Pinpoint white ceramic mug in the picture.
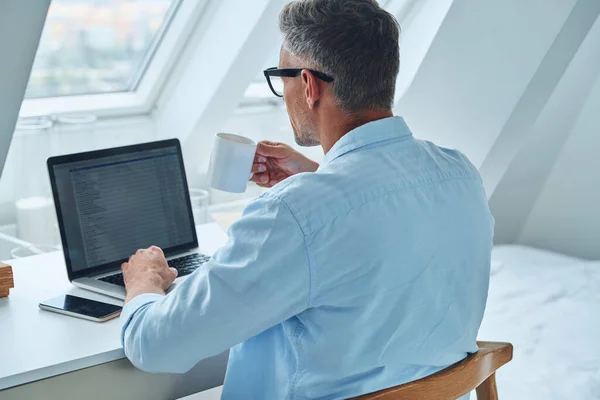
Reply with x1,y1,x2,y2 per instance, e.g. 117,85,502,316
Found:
207,133,257,193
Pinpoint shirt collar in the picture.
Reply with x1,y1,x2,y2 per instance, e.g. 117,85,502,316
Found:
321,116,412,166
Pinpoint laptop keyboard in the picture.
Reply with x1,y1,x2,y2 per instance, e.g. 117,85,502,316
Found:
98,253,211,287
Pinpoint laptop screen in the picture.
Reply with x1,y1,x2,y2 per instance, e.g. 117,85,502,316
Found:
49,140,197,277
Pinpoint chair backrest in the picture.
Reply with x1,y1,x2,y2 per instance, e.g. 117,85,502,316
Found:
353,341,513,400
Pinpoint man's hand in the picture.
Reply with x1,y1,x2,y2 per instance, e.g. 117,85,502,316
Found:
250,141,319,188
122,246,178,304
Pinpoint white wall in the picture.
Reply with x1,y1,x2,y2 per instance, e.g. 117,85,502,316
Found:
518,72,600,260
395,0,600,259
393,0,453,103
397,0,577,167
489,13,600,247
0,1,49,177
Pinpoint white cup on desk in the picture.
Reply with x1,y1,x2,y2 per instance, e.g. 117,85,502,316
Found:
207,133,257,193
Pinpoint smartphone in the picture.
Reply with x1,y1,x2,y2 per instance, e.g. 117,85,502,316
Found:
39,294,122,322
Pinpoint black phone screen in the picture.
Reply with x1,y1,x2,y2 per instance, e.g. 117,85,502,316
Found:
41,294,122,318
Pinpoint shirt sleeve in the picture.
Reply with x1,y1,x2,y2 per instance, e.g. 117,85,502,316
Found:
119,194,311,374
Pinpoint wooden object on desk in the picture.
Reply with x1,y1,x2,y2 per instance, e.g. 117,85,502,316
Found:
0,262,14,298
211,212,243,233
353,341,513,400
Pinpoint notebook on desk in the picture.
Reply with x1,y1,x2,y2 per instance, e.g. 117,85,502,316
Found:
47,139,211,300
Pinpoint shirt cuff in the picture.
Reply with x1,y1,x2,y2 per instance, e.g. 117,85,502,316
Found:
119,293,164,347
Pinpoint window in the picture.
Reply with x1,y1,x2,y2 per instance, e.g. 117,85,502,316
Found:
25,0,181,99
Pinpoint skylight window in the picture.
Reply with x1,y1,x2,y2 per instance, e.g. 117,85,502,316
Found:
24,0,181,99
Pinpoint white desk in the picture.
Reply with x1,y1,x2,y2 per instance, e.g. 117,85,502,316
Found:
0,223,229,399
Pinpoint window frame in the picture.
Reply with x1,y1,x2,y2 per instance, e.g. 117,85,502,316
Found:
19,0,209,118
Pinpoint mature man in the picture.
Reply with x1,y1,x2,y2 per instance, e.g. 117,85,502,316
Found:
120,0,493,399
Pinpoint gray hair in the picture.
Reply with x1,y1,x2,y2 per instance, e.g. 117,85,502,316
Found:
279,0,400,113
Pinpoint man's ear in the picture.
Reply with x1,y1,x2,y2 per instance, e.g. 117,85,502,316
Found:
301,69,322,110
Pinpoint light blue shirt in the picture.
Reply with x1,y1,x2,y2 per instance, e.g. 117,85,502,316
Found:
120,117,493,399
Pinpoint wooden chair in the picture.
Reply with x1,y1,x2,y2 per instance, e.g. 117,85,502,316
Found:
354,342,513,400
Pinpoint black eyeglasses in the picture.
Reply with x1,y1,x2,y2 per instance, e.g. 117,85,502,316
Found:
263,67,334,98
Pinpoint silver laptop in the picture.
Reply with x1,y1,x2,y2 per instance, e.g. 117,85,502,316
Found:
47,139,209,300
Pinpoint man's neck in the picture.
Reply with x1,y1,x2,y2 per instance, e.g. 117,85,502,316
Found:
318,109,394,154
